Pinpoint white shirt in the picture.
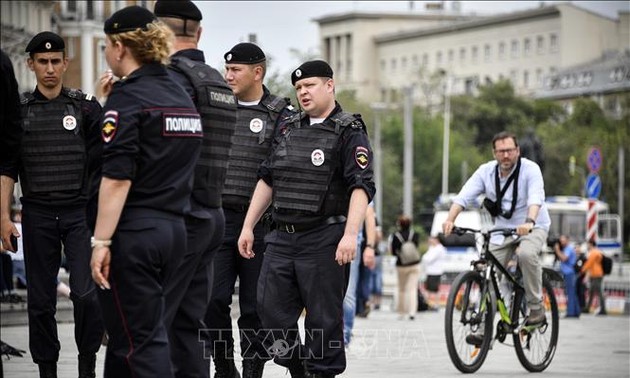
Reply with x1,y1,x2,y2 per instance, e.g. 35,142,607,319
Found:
422,243,446,275
454,157,551,244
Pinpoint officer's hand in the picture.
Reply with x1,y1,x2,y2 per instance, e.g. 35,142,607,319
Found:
0,218,19,252
363,247,376,270
97,70,115,100
442,220,454,236
91,246,111,290
335,234,357,265
516,222,534,236
238,228,255,259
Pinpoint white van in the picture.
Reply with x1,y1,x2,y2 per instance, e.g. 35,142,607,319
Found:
429,208,493,278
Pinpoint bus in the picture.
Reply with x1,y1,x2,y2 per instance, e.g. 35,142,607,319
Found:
544,196,622,261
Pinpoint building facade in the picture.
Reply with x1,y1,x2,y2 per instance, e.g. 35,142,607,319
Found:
317,3,629,105
1,0,154,95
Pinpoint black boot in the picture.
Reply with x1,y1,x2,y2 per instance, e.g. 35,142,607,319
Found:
38,362,57,378
242,358,265,378
288,359,306,378
78,354,96,378
213,352,240,378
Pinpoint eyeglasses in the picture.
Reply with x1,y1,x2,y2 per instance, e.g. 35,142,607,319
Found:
494,148,517,155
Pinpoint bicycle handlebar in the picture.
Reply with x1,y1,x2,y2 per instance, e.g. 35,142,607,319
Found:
452,226,518,237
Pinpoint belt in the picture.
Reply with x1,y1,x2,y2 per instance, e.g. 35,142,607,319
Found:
276,215,347,233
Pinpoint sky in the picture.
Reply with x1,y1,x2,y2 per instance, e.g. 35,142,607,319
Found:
195,1,629,76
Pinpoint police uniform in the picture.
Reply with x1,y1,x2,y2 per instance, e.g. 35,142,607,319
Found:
96,7,202,378
154,2,238,377
0,32,105,377
256,61,375,377
203,42,294,377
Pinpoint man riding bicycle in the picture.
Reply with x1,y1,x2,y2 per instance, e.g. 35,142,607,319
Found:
442,131,551,345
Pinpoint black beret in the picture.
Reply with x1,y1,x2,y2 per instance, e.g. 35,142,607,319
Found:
291,60,333,85
154,0,202,21
25,32,65,54
104,5,156,35
224,43,266,64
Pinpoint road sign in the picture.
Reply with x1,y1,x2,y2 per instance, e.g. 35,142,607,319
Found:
585,173,602,199
586,146,602,173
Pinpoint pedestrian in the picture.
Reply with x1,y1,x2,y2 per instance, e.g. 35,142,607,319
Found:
369,220,385,311
0,32,104,378
443,131,551,346
0,49,22,166
575,243,587,311
154,2,238,377
421,235,447,310
390,215,421,320
200,41,294,378
90,6,202,378
581,239,607,315
343,203,376,347
237,60,375,377
355,204,377,319
554,235,580,318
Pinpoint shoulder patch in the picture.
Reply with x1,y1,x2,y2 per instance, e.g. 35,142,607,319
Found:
355,146,369,170
102,110,119,143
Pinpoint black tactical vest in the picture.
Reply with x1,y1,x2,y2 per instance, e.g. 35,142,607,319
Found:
222,92,289,206
271,111,361,215
19,88,88,195
170,56,237,208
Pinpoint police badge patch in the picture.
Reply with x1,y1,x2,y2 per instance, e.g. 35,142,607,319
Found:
102,110,119,143
355,146,369,169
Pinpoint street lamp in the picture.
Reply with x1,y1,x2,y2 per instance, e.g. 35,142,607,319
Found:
440,71,452,196
370,102,387,223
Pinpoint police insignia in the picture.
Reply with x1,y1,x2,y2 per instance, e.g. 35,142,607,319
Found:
102,110,119,143
249,118,263,133
62,115,77,131
355,146,369,169
311,149,325,166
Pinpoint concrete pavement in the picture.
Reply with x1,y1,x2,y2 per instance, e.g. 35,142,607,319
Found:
2,303,629,377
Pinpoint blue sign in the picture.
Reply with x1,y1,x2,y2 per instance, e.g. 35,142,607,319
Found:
587,147,602,173
585,173,601,199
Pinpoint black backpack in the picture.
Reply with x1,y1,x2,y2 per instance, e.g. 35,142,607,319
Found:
602,254,613,275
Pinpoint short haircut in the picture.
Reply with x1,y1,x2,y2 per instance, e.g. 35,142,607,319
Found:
492,131,519,149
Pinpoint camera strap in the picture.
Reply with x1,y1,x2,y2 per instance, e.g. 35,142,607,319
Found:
494,158,521,219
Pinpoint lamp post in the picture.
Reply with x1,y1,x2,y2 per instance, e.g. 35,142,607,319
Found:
370,102,387,223
441,74,451,196
403,86,414,218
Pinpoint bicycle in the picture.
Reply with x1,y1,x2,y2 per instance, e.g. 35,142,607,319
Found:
444,226,562,373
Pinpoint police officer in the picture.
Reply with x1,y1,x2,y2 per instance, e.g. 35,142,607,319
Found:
0,49,22,164
90,6,202,378
154,2,237,377
0,32,104,378
202,42,294,378
238,60,375,378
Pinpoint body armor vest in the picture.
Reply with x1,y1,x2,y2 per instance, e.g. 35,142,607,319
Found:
170,56,237,208
271,111,361,215
19,88,88,195
222,92,289,205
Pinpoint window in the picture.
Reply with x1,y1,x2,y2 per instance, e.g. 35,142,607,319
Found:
422,53,428,66
401,56,408,70
511,40,519,58
448,49,454,63
380,59,386,72
537,35,544,54
510,69,518,84
523,70,529,88
67,0,77,12
499,42,506,60
391,58,397,71
536,68,543,87
524,38,531,56
471,46,478,63
436,51,442,65
324,38,331,63
550,34,558,52
484,44,491,62
87,0,94,20
459,47,466,62
412,55,418,67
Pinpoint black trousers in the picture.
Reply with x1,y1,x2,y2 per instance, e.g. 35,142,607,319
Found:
98,209,186,378
165,208,225,378
21,203,103,364
203,208,268,360
258,222,347,376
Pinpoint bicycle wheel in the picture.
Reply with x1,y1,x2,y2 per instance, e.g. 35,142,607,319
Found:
445,271,494,373
513,277,559,372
